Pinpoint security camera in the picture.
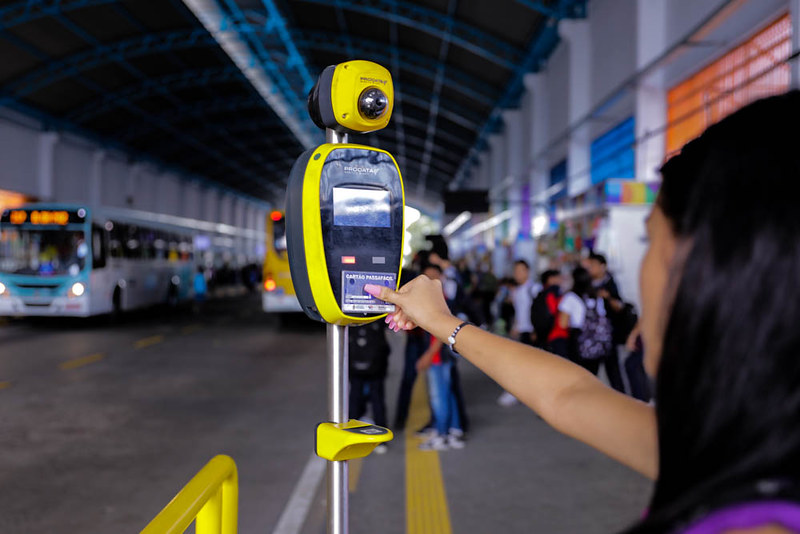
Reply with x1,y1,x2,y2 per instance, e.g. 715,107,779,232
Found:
308,60,394,134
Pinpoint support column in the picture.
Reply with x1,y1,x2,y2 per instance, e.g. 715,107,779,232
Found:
523,73,550,204
36,132,58,202
503,109,525,240
559,19,592,197
488,135,507,190
476,153,491,190
635,0,668,180
89,150,106,210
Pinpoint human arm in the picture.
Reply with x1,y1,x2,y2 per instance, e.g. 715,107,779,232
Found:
366,277,658,479
557,311,569,330
625,321,642,352
416,339,440,372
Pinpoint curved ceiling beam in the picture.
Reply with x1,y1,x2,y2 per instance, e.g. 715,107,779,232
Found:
402,84,483,130
105,71,479,146
397,115,471,149
294,29,498,107
296,0,521,69
119,95,269,143
66,66,245,123
0,0,117,29
4,29,217,98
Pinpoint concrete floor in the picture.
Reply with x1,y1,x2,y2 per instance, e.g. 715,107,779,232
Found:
0,294,652,533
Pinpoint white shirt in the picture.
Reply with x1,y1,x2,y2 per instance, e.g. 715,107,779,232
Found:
512,279,535,333
558,291,606,329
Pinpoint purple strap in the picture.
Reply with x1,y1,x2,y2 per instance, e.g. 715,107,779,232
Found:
682,501,800,534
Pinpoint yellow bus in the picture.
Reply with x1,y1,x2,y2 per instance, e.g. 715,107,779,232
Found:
262,210,301,313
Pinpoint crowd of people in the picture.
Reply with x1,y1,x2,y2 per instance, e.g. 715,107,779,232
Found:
359,93,800,534
347,236,652,453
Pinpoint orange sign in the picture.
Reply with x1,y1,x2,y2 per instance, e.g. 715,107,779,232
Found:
22,210,70,225
9,210,27,224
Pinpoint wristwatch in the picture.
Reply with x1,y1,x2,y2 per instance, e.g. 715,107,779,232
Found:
447,321,471,354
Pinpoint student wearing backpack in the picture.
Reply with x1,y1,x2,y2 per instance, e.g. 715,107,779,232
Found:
349,320,392,453
557,267,613,375
530,269,562,349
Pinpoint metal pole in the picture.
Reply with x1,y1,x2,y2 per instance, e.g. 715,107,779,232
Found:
326,127,349,534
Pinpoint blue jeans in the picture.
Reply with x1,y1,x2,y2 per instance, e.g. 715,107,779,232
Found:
427,361,461,436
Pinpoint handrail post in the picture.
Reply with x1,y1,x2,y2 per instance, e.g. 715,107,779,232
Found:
196,486,223,534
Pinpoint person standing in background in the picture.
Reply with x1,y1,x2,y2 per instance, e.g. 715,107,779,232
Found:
428,242,470,432
499,260,538,407
349,320,392,454
586,253,627,393
193,265,207,314
394,251,430,431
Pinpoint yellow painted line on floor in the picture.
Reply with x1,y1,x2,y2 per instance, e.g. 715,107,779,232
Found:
349,457,364,493
134,335,164,349
59,353,106,371
180,324,200,335
0,381,11,390
405,374,452,534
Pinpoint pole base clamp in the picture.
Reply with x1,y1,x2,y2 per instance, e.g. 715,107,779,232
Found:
316,420,393,461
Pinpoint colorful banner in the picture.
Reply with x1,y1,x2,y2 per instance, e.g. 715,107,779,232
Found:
605,180,660,205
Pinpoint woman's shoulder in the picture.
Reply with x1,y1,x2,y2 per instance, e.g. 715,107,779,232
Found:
721,526,792,533
681,501,800,534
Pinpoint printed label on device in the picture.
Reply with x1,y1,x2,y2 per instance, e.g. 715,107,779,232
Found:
341,271,396,313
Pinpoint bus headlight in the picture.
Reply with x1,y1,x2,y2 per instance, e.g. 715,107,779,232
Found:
69,282,85,297
0,282,6,296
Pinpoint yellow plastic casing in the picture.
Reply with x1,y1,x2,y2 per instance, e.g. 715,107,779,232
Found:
302,143,404,326
316,420,393,461
330,60,394,133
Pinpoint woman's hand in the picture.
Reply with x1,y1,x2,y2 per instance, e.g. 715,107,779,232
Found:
364,276,454,334
625,321,641,352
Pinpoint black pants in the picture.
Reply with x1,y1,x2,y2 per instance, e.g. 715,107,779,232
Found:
350,377,387,428
449,358,469,433
625,349,652,402
393,333,426,429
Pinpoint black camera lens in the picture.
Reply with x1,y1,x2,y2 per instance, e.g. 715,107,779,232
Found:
358,88,388,120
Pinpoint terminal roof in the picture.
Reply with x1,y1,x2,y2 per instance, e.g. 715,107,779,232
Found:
0,0,585,201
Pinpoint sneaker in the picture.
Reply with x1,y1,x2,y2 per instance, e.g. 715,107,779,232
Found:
374,443,389,455
447,435,466,450
497,391,519,407
448,428,465,439
415,426,437,439
418,435,448,451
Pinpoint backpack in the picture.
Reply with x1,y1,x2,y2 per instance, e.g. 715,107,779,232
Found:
531,287,557,342
577,298,613,360
349,322,390,379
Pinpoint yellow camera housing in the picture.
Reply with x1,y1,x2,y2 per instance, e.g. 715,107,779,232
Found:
308,60,394,134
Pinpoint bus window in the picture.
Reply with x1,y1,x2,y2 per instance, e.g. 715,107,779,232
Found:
125,225,141,259
108,221,123,259
273,217,287,253
0,226,87,275
92,225,106,269
154,231,167,260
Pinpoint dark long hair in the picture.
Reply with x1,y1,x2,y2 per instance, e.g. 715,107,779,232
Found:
628,91,800,532
571,266,595,298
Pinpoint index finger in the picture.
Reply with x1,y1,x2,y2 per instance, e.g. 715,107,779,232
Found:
364,284,398,303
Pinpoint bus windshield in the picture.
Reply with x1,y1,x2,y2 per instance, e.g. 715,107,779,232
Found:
273,219,287,253
0,227,88,276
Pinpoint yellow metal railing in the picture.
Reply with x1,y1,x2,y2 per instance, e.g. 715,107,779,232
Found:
141,455,238,534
